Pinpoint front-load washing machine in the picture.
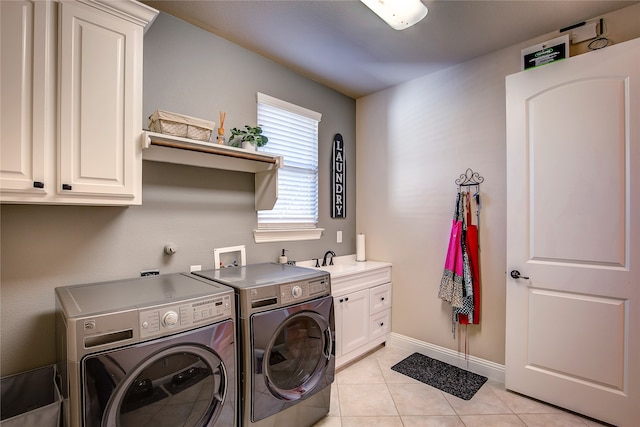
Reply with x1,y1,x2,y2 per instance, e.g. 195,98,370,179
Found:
194,263,334,427
55,273,236,427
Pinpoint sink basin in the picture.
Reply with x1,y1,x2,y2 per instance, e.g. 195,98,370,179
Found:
295,255,366,277
316,264,359,274
295,255,390,282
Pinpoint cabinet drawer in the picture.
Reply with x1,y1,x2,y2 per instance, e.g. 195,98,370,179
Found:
330,266,391,294
369,309,391,342
370,283,392,315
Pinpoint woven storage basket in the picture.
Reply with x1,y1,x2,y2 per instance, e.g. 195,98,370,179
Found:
148,110,215,142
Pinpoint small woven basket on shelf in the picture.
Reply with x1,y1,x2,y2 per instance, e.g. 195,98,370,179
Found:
148,110,215,142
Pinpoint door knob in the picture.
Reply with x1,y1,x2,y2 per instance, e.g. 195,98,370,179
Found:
510,270,529,280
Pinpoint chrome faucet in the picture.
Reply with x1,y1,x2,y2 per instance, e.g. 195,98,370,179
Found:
322,250,336,266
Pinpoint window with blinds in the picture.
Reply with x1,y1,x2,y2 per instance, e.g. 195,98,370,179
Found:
256,93,322,233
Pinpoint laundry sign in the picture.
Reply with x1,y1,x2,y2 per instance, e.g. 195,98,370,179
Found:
331,133,346,218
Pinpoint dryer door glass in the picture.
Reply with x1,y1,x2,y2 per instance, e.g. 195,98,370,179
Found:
251,295,335,422
265,311,330,396
85,345,227,427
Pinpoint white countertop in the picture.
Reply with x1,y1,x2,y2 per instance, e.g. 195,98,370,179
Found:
296,254,391,278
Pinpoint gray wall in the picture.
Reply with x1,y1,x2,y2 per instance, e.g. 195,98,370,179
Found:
0,12,356,376
356,4,640,365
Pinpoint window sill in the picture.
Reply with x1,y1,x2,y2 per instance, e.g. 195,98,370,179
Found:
253,228,324,243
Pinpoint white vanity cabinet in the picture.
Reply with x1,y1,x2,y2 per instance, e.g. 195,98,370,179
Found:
330,263,392,369
0,0,157,205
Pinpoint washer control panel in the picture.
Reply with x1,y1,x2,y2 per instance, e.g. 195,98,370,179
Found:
139,293,232,339
280,277,330,304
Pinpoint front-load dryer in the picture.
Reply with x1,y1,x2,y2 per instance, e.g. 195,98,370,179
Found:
194,263,334,427
55,273,236,427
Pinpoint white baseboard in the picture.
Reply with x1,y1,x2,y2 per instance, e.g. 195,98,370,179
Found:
387,332,505,382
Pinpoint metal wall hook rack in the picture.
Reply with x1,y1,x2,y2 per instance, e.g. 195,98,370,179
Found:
455,168,483,237
455,168,484,190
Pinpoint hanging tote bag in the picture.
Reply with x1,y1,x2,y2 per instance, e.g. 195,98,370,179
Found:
438,193,465,308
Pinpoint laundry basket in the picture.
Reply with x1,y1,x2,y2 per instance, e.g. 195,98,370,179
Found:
0,365,62,427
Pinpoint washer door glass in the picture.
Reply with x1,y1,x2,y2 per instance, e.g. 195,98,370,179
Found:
263,311,332,400
85,345,227,427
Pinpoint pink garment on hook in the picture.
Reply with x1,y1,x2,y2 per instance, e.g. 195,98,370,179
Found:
439,196,464,308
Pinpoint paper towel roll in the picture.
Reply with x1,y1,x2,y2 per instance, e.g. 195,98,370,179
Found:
356,233,366,262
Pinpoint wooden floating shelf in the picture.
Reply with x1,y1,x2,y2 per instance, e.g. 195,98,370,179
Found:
142,131,280,171
141,131,281,210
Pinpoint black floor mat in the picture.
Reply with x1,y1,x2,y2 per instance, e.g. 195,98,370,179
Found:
391,352,487,400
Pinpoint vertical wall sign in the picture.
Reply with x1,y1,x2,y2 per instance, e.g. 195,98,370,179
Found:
331,133,346,218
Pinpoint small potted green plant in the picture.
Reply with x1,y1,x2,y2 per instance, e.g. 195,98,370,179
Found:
229,125,268,150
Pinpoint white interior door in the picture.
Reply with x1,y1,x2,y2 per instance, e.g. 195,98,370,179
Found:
505,38,640,427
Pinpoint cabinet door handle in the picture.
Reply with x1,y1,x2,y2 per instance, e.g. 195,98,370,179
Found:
380,322,384,327
381,297,385,301
345,297,349,302
62,184,72,191
339,299,344,303
33,181,45,189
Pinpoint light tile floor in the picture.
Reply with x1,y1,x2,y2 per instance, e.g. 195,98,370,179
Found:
313,345,608,427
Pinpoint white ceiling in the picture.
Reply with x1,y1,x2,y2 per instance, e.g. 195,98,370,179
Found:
141,0,638,98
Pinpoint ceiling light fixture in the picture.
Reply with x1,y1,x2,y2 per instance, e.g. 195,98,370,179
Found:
360,0,428,30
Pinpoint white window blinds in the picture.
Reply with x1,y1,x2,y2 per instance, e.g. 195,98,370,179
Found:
257,93,321,229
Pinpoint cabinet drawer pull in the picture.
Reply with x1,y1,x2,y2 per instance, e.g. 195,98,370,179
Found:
33,181,45,189
381,297,385,301
380,322,384,327
62,184,72,191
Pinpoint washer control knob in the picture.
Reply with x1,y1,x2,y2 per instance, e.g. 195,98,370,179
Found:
162,311,179,328
291,285,303,299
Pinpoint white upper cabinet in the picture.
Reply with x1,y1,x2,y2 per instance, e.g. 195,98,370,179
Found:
0,1,54,197
0,0,157,205
58,0,142,200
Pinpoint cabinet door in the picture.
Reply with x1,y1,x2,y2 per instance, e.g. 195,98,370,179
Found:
337,289,369,356
58,1,142,200
369,283,391,315
0,1,54,197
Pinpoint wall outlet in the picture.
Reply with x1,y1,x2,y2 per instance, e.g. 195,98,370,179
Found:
140,269,160,277
190,265,202,272
337,230,342,243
